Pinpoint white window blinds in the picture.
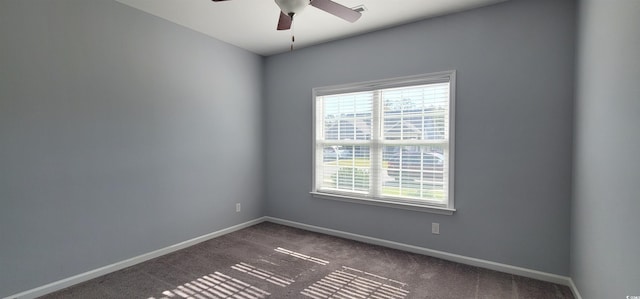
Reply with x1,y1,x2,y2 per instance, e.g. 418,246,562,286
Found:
312,71,455,212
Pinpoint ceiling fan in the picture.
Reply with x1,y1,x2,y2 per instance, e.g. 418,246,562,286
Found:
211,0,362,30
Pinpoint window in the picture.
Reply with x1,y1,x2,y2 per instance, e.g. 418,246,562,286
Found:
311,71,455,214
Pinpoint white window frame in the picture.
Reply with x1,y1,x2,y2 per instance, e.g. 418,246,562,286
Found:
311,71,456,215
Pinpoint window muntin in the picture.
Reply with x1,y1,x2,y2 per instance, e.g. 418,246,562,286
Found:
312,72,455,212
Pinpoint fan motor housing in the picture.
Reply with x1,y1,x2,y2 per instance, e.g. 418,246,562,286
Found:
274,0,310,15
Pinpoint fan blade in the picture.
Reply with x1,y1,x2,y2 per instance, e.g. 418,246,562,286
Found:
310,0,361,23
277,11,292,30
211,0,230,2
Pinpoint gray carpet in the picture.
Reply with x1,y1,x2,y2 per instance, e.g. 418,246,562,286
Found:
39,222,574,298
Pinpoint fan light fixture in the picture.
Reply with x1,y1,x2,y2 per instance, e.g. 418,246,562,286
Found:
274,0,310,16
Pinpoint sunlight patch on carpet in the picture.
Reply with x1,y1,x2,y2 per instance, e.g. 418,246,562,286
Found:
275,247,330,265
301,266,409,299
148,271,270,299
232,262,295,287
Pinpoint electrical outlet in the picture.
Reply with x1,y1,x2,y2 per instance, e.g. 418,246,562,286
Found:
236,203,241,212
432,223,440,234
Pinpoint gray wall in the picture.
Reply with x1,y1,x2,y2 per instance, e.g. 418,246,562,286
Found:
11,0,632,297
0,1,264,296
264,0,575,275
572,0,640,298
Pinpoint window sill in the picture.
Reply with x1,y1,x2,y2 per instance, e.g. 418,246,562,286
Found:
310,192,456,215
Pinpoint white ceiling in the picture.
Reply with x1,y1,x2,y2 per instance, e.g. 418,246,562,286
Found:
115,0,507,56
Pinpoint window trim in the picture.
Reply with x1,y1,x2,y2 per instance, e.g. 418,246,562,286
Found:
311,71,456,215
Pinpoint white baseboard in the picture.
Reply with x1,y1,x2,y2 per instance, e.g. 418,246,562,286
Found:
4,217,266,299
264,217,573,287
568,278,583,299
7,216,583,299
